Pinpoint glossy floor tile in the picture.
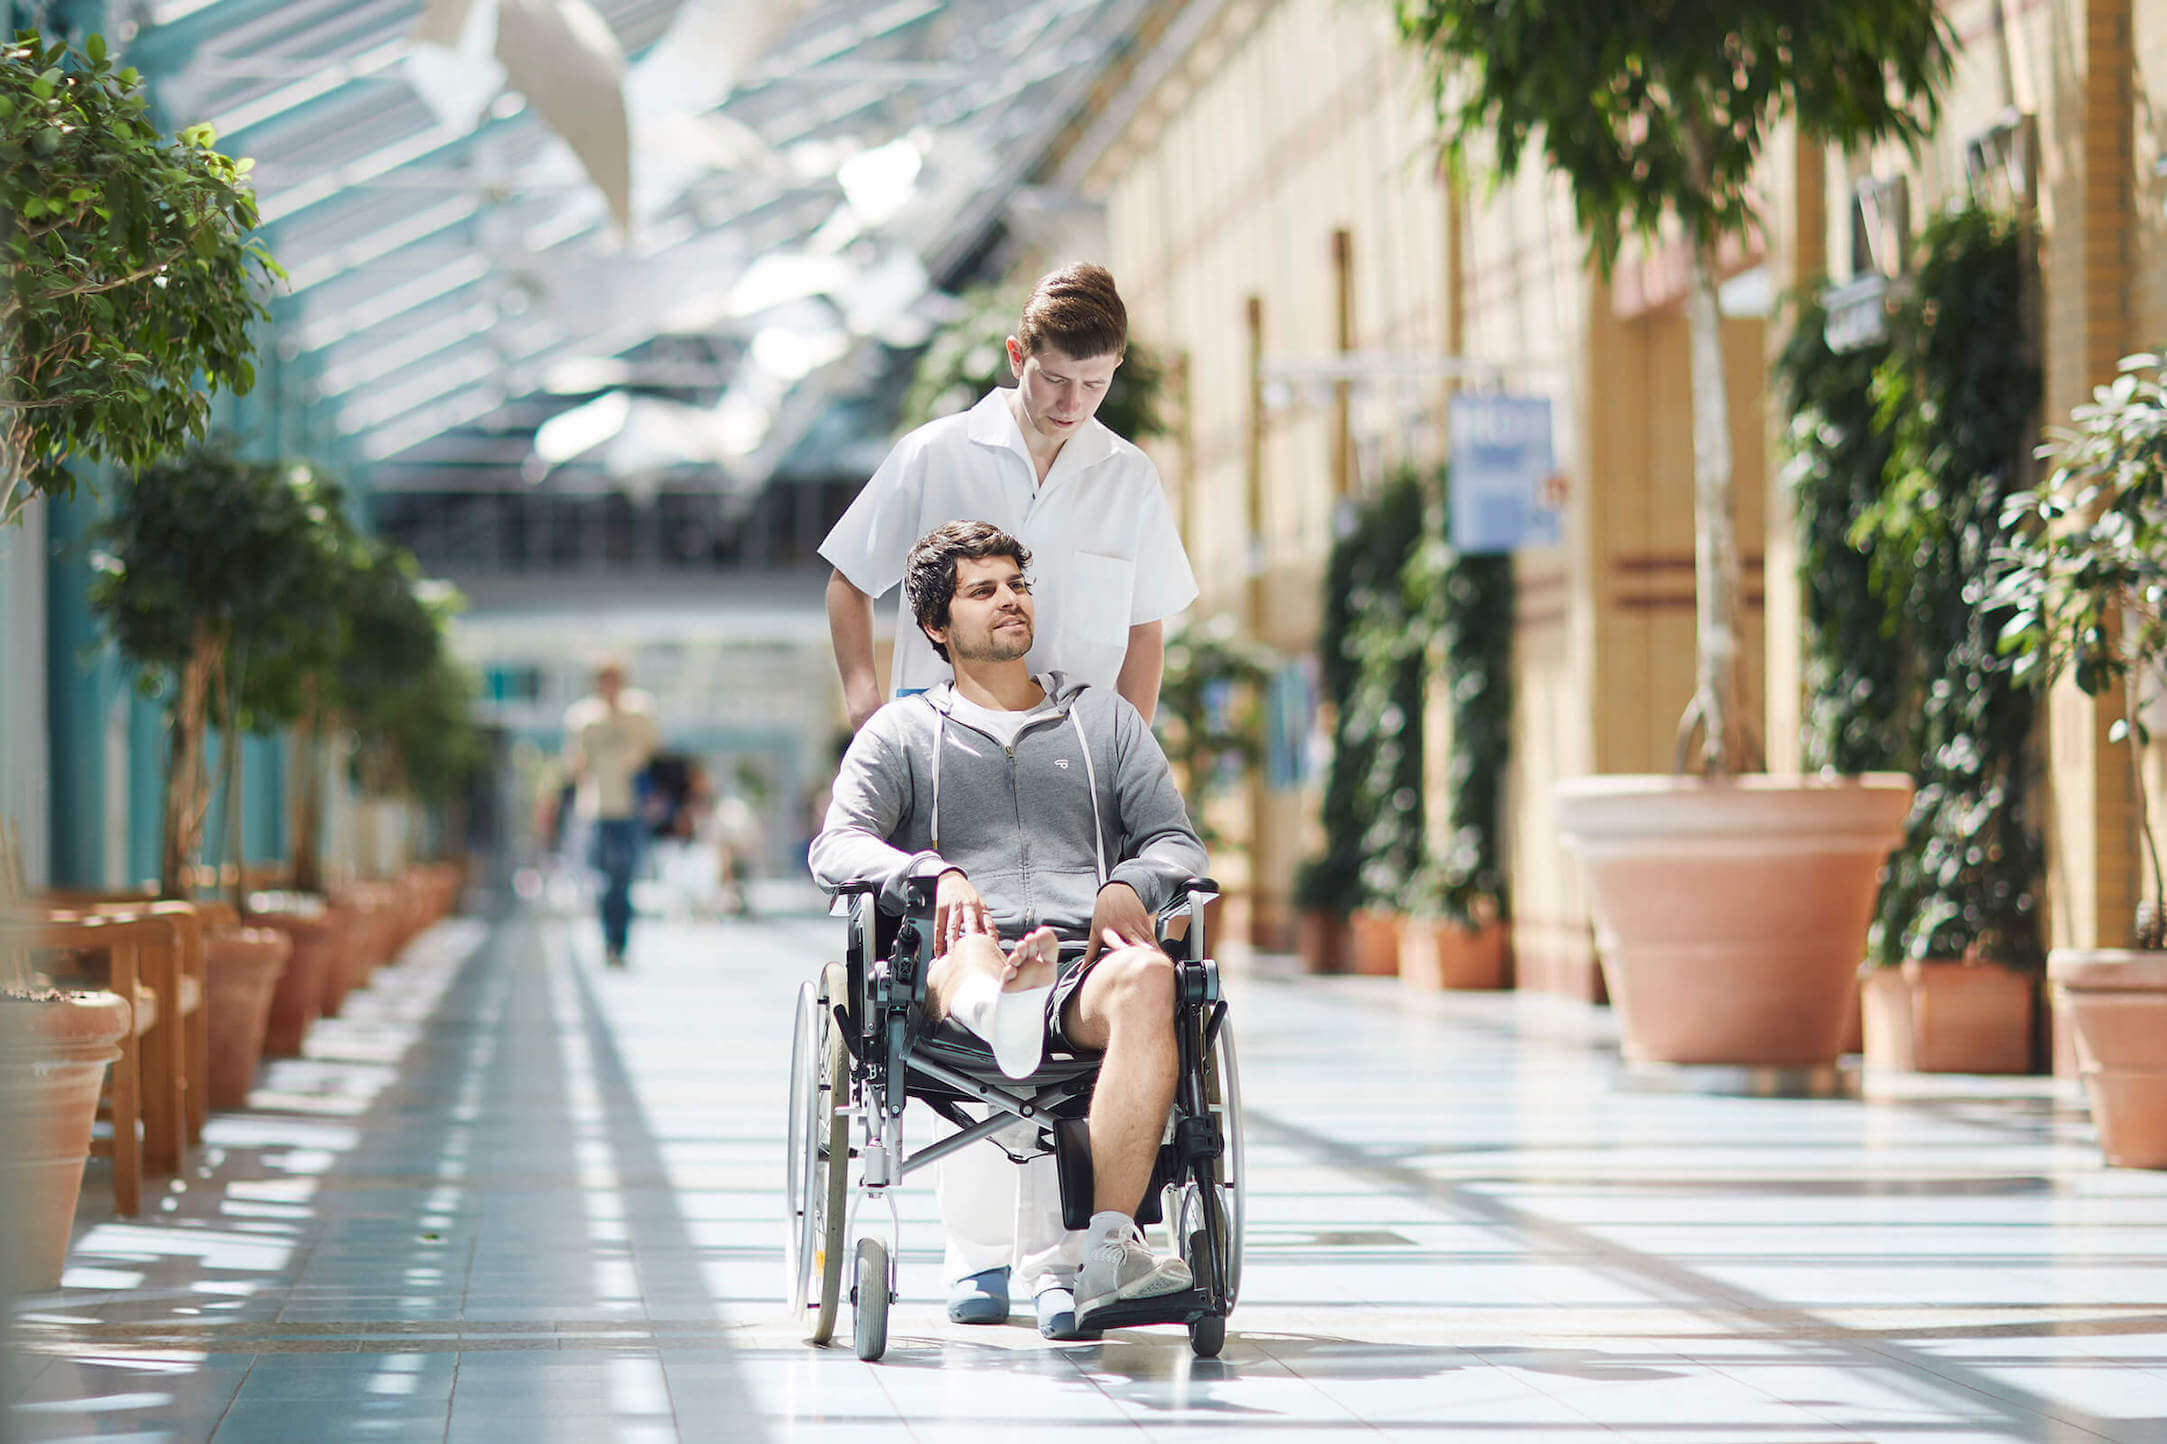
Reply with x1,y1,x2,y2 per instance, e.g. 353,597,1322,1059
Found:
8,895,2167,1442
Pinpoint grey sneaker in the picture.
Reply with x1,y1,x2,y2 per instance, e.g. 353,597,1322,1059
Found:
1076,1223,1191,1317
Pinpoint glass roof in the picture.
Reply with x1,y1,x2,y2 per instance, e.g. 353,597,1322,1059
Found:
120,0,1152,492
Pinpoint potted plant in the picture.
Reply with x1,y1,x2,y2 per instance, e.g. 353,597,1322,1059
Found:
1,33,274,1281
1847,205,2044,1074
1157,616,1275,944
1776,289,1901,1054
90,446,349,1073
1994,349,2167,1166
0,822,131,1292
1397,474,1513,990
1397,0,1948,1064
1313,469,1428,977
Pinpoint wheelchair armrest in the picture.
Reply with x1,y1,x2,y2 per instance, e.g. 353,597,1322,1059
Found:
827,881,884,919
1153,876,1220,928
1155,877,1220,962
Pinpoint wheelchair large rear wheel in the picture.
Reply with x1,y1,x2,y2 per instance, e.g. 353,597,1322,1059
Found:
786,969,852,1342
1173,1010,1244,1306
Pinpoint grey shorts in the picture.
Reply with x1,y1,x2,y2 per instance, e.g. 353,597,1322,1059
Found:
1045,945,1103,1055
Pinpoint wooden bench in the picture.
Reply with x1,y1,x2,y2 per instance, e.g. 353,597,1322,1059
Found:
23,911,205,1214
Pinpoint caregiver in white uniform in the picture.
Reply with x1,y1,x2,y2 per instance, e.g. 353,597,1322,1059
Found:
820,263,1198,1340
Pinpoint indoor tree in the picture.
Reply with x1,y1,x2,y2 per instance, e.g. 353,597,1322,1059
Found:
0,33,275,995
0,33,277,526
1995,350,2167,947
1155,616,1277,850
330,540,468,875
88,446,342,902
1394,0,1954,774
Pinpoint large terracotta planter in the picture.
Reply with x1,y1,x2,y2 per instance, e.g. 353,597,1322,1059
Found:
1553,774,1913,1066
1296,909,1346,974
1347,910,1403,977
1400,919,1509,990
1,990,131,1290
2048,950,2167,1168
203,927,292,1108
330,882,396,983
254,912,342,1056
1862,960,2035,1074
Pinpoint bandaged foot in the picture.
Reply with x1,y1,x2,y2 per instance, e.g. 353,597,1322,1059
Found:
947,928,1059,1079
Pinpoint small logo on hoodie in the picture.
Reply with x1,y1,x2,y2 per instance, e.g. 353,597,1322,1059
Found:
1054,758,1070,770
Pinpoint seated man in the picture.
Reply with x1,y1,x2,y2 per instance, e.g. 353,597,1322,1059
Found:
809,519,1209,1327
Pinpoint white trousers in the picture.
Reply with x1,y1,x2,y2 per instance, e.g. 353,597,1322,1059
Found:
935,1110,1084,1295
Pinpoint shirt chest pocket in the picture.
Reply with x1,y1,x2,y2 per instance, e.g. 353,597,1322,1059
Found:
1062,550,1134,682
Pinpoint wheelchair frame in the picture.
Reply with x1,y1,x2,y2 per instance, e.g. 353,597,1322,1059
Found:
786,874,1243,1360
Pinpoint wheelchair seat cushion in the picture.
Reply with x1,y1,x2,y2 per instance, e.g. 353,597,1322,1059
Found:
920,1011,1102,1088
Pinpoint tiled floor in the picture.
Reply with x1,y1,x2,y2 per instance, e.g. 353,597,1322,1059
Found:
8,897,2167,1442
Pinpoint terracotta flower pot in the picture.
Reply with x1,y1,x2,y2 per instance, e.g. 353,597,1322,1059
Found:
253,912,342,1056
1862,960,2035,1074
2048,950,2167,1169
1,990,131,1290
1347,910,1403,977
1400,919,1508,991
308,904,367,1015
1295,909,1346,974
1553,774,1913,1066
330,883,396,981
203,927,292,1109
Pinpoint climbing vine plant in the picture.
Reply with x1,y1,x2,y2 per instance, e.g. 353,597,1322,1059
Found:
1851,203,2045,970
1775,294,1906,776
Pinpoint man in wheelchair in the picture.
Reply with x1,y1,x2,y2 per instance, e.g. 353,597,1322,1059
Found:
810,520,1211,1334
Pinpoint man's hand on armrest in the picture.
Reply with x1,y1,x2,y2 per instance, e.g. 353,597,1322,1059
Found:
933,869,990,954
1084,881,1156,964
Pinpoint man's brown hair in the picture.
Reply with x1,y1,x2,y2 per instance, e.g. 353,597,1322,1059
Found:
905,521,1034,663
1015,263,1127,361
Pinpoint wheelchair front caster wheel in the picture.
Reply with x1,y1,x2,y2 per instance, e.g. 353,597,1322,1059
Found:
1189,1314,1226,1358
853,1238,890,1361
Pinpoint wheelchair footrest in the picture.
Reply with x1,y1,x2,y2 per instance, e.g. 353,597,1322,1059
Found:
1074,1286,1218,1332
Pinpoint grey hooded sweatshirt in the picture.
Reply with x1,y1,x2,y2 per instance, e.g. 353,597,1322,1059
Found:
809,672,1208,940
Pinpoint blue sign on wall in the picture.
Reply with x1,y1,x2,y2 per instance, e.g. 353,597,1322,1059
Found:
1448,393,1562,554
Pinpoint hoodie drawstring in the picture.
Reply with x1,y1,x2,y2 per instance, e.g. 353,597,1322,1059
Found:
925,685,1106,890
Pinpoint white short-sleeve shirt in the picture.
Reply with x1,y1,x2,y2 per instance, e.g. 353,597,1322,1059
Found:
820,389,1199,696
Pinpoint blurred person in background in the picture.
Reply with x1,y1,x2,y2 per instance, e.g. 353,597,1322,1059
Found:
818,263,1197,1339
563,659,661,968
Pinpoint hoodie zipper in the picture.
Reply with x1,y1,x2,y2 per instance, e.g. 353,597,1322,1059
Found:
937,696,1079,933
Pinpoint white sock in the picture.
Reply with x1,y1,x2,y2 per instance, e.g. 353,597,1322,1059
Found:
1089,1210,1133,1244
949,973,1051,1079
987,984,1052,1079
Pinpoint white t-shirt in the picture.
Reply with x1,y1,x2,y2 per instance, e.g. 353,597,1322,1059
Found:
820,389,1199,697
563,692,662,821
945,678,1060,748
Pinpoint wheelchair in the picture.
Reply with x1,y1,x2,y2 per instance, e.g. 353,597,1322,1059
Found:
786,874,1243,1361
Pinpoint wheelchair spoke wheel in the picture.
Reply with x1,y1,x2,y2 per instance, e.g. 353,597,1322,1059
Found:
785,981,821,1318
808,962,851,1345
1202,1011,1245,1306
852,1237,890,1362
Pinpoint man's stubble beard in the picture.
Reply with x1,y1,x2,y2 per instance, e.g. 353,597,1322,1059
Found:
950,622,1034,665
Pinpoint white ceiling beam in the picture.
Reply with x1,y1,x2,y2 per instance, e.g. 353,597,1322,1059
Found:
296,254,492,352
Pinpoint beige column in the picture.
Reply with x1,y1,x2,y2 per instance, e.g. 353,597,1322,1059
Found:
2042,0,2141,949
